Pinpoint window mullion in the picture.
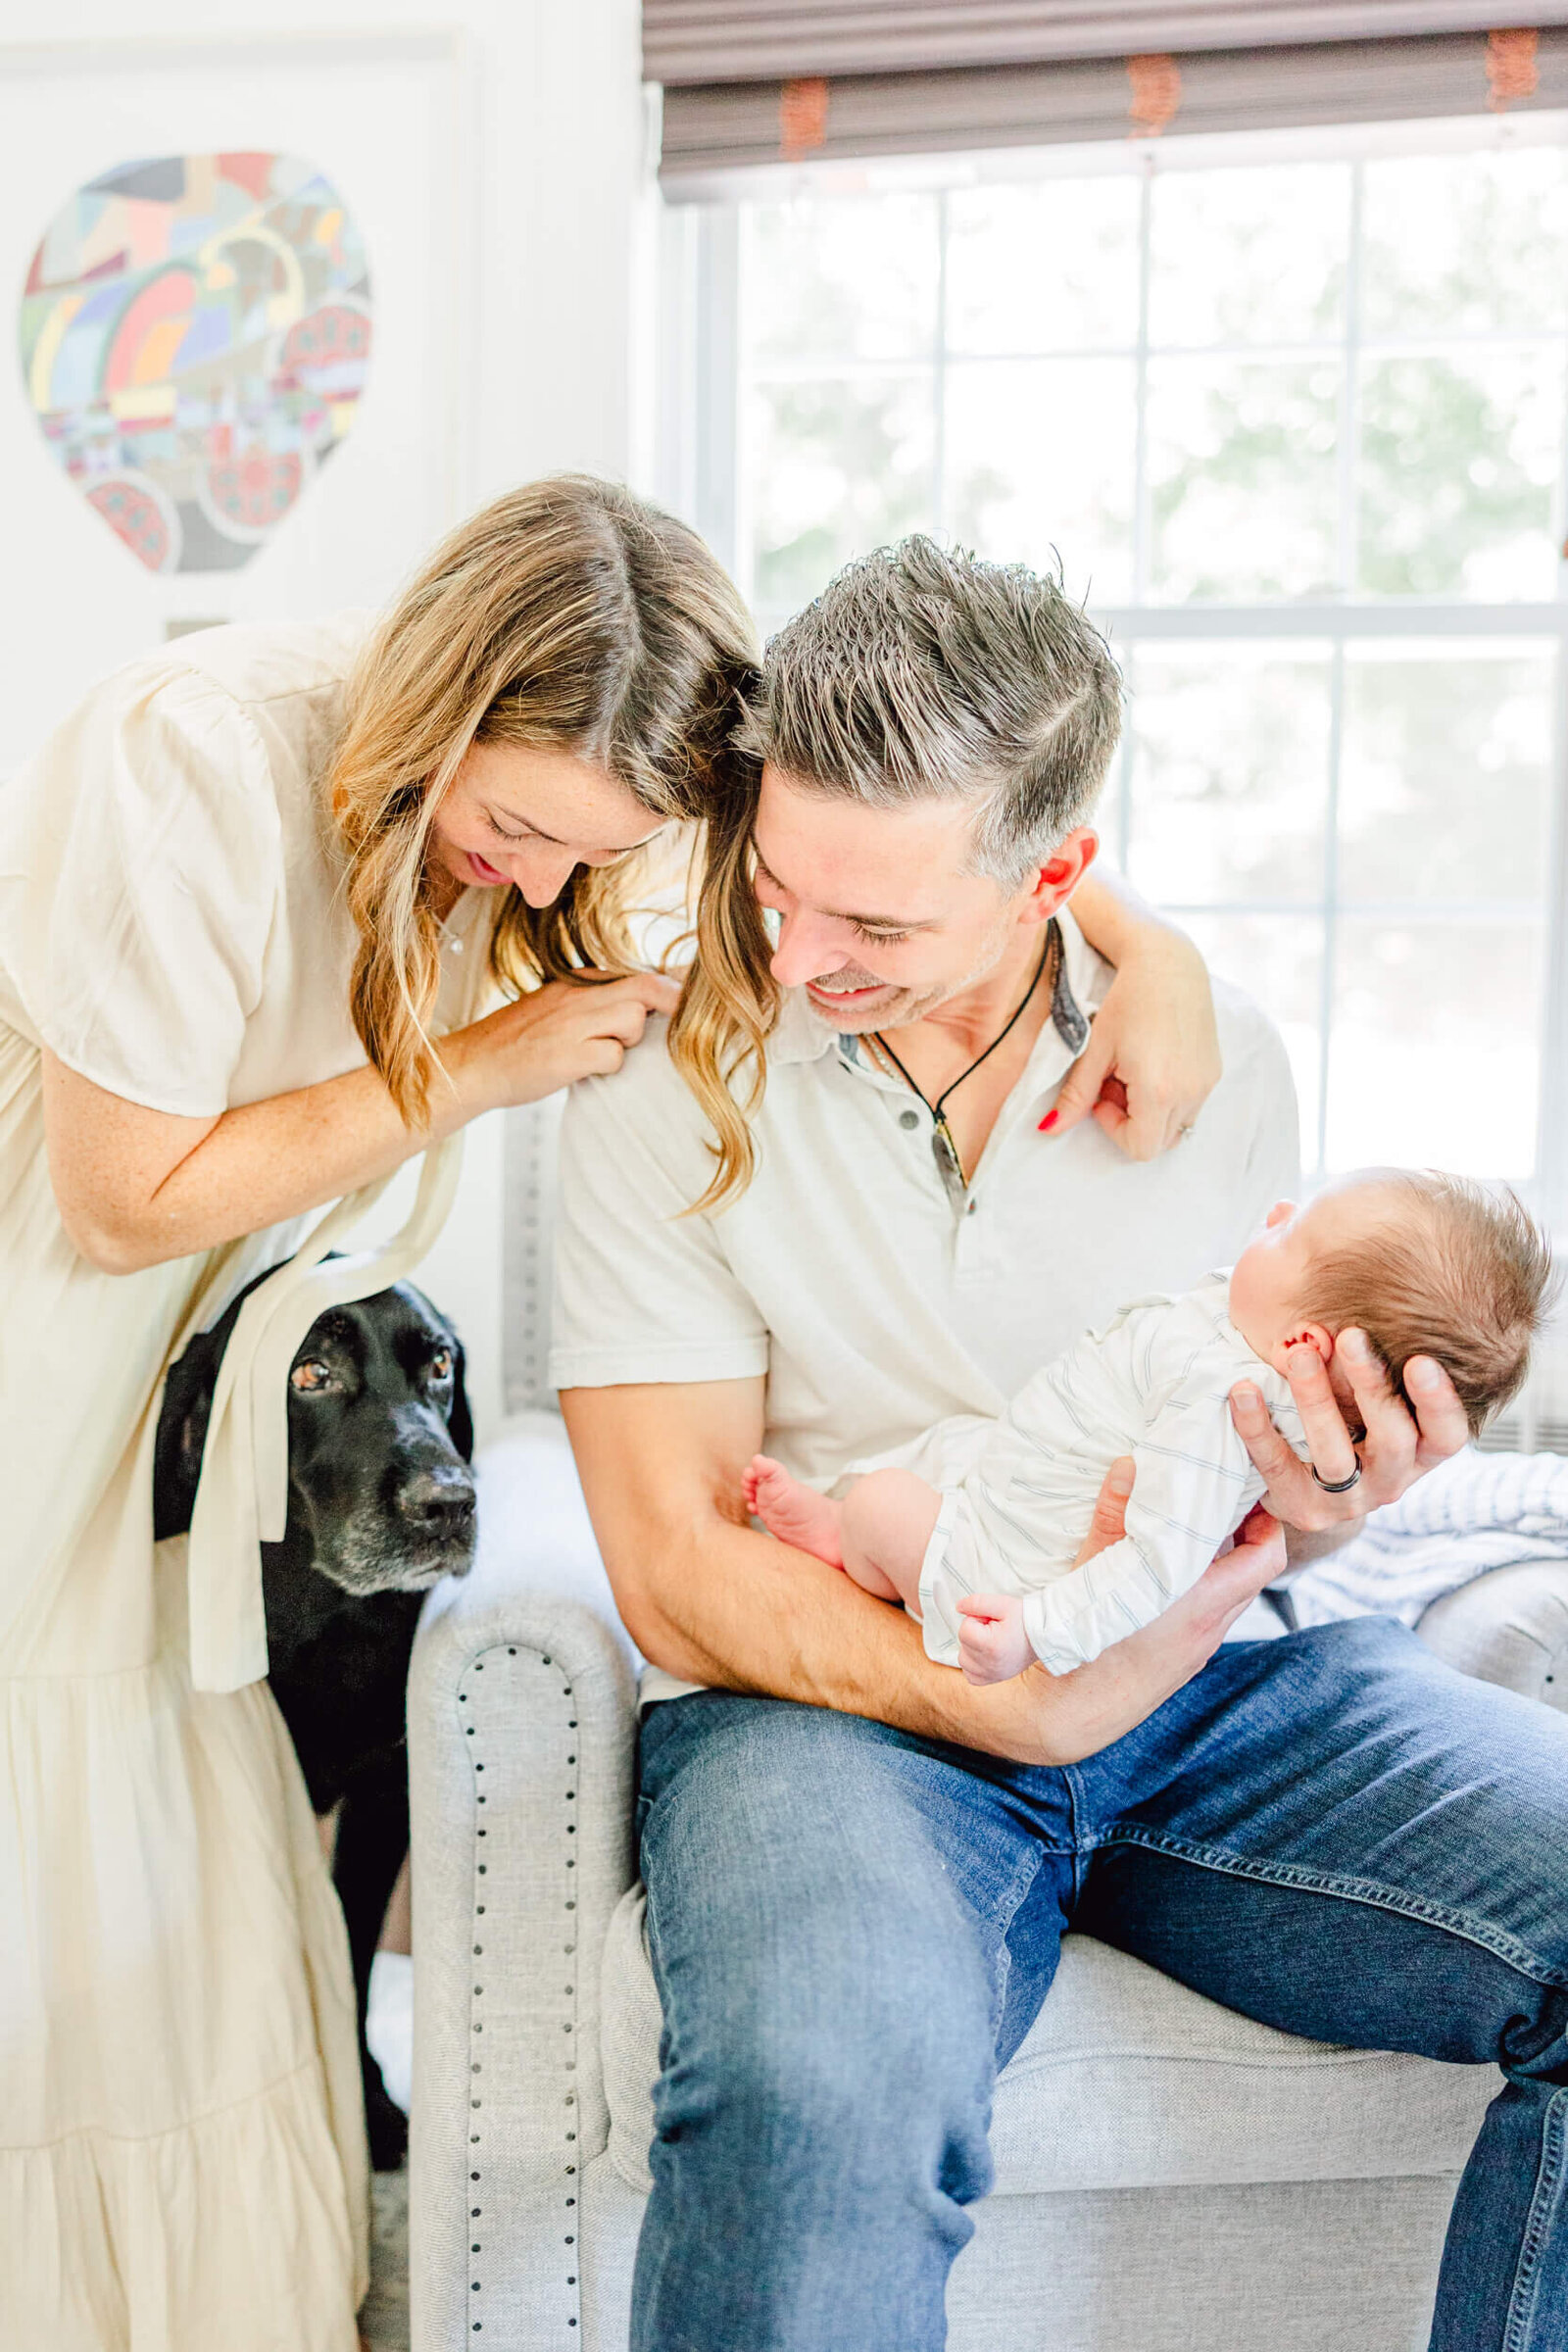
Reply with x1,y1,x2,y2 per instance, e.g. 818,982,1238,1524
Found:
1314,159,1361,1189
1536,621,1568,1235
1340,158,1363,603
698,203,743,594
1131,156,1153,612
1318,636,1344,1185
933,190,949,543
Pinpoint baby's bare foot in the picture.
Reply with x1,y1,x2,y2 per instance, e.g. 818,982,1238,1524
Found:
745,1455,846,1568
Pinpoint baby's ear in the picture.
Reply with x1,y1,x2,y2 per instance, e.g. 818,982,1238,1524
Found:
1270,1322,1336,1377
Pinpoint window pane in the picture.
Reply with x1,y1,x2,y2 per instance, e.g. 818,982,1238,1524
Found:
1356,349,1562,600
1148,163,1348,349
946,178,1140,355
945,359,1135,603
1362,149,1568,337
1326,920,1542,1177
743,376,935,618
1148,360,1340,601
1340,644,1553,904
1126,643,1331,903
743,195,939,365
1180,911,1322,1165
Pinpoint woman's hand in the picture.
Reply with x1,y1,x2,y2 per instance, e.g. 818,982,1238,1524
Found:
448,969,682,1114
972,1457,1286,1767
1228,1331,1469,1538
1048,919,1221,1162
43,967,681,1277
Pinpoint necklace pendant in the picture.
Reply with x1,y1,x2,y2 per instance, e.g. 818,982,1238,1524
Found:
932,1113,967,1202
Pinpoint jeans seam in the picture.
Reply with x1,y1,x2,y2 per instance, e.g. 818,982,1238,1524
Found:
1062,1765,1090,1906
1503,2085,1568,2352
988,1842,1047,2049
1099,1823,1568,1991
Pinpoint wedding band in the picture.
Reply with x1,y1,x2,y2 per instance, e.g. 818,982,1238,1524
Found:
1310,1460,1363,1494
1177,1123,1196,1143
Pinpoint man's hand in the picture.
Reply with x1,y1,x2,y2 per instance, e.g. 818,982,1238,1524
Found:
1068,1458,1286,1673
1228,1328,1468,1539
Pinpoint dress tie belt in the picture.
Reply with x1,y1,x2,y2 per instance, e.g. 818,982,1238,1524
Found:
185,1134,463,1693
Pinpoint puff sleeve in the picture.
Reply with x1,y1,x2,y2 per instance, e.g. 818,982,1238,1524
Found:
0,659,282,1116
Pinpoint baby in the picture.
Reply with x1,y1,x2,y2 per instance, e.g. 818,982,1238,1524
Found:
746,1171,1555,1684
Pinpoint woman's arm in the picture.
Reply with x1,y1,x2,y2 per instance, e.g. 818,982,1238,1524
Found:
1054,867,1221,1160
43,970,678,1274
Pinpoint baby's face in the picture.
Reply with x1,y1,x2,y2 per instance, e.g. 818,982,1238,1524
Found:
1228,1176,1397,1372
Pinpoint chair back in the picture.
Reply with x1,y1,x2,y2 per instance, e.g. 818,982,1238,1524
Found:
502,1094,566,1415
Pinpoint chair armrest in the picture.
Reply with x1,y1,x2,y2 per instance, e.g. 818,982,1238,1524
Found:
407,1410,640,2351
1415,1559,1568,1711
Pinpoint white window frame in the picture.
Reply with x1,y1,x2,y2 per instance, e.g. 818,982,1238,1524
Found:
653,112,1568,1232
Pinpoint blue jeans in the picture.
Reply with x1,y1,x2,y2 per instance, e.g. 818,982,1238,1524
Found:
631,1618,1568,2352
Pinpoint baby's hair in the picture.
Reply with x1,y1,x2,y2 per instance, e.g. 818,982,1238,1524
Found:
1301,1172,1559,1439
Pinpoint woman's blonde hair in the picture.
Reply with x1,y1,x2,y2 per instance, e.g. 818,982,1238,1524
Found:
329,473,760,1125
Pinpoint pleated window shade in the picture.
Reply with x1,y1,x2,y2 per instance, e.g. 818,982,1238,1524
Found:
650,9,1568,191
645,3,1568,84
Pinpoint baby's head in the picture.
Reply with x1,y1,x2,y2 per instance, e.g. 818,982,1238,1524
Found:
1229,1170,1557,1438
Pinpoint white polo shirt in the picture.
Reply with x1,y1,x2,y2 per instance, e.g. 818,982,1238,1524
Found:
550,912,1301,1507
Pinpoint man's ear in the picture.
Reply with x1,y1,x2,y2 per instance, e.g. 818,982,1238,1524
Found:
1022,826,1099,924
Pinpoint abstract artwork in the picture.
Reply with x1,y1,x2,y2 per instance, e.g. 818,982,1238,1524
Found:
18,152,372,573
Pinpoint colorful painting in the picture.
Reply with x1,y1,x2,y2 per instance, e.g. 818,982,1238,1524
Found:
18,152,372,573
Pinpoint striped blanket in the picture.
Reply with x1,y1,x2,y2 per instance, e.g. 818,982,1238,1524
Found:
1288,1447,1568,1629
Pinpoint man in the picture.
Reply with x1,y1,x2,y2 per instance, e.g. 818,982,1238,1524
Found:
553,539,1568,2351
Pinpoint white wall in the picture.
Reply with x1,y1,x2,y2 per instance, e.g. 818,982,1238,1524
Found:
0,1,651,1434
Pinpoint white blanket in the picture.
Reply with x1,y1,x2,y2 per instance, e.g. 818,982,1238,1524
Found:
1289,1447,1568,1629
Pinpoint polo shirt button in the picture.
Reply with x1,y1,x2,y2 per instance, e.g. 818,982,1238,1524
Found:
898,1109,920,1130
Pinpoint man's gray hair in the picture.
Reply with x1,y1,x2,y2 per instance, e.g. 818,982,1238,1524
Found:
743,537,1124,887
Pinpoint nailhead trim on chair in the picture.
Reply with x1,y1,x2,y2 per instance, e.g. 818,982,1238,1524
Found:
456,1642,584,2341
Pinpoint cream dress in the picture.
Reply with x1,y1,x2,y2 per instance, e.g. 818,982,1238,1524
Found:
0,614,490,2350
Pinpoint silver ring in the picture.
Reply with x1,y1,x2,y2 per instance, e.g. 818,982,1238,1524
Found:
1177,1122,1197,1143
1310,1459,1363,1494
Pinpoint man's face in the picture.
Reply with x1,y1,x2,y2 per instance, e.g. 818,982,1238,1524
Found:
751,765,1095,1033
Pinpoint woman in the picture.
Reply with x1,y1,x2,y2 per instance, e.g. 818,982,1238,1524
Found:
0,474,1217,2350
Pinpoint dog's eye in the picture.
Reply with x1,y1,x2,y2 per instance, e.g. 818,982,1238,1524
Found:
289,1358,334,1394
428,1348,455,1382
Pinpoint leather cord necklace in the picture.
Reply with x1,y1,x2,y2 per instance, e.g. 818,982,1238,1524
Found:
870,922,1058,1201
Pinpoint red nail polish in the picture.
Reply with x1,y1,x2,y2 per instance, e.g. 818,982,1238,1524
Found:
1038,1109,1058,1132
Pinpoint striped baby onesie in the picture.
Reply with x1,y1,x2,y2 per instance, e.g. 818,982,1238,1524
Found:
914,1270,1307,1675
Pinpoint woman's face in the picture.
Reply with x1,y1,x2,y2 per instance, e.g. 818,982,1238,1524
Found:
430,739,664,908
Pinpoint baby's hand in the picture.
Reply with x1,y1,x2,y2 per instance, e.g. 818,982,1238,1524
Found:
956,1592,1035,1686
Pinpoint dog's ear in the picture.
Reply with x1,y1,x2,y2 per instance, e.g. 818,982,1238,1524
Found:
151,1268,273,1540
400,1278,474,1460
153,1326,222,1540
447,1334,474,1464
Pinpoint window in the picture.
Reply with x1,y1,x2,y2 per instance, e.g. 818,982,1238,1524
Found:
662,119,1568,1217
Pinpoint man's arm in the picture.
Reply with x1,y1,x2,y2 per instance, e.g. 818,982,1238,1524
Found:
561,1376,1288,1771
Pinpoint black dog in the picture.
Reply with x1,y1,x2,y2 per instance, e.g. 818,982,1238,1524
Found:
153,1269,478,2170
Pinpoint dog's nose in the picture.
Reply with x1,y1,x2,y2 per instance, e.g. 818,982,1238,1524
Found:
396,1464,477,1532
